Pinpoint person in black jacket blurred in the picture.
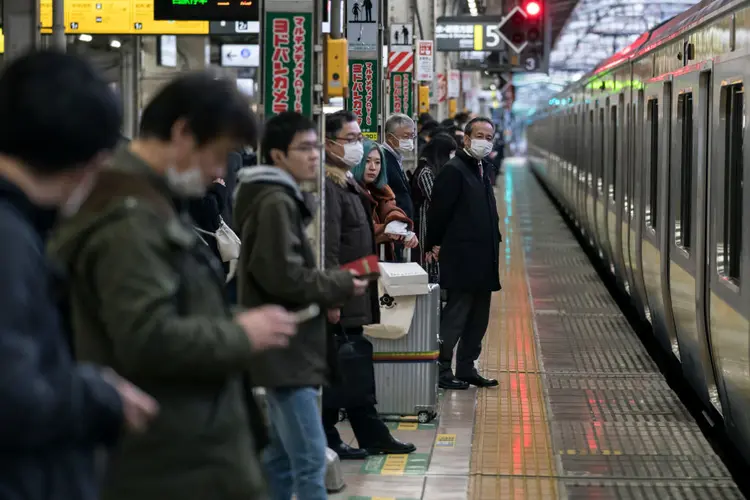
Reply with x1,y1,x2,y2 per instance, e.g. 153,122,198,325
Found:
0,50,158,500
425,117,501,391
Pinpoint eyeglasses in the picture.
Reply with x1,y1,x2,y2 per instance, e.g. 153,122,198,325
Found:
289,143,325,153
335,134,364,144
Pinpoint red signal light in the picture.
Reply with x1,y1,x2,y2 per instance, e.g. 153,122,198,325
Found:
525,1,541,16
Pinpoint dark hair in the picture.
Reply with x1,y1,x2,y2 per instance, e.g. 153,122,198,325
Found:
440,118,455,128
420,133,457,173
325,110,357,139
261,112,316,165
140,72,258,147
454,112,470,124
0,50,121,174
418,113,434,126
464,117,495,136
420,120,439,136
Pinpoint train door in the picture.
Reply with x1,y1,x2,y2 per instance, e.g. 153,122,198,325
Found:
609,92,628,286
585,103,597,242
622,84,638,300
576,104,587,230
595,99,611,262
708,56,750,462
669,64,722,412
631,88,650,321
642,77,680,356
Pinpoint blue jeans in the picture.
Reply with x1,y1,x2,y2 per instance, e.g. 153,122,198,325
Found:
262,387,327,500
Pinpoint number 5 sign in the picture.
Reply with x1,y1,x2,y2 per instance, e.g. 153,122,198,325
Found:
416,40,434,81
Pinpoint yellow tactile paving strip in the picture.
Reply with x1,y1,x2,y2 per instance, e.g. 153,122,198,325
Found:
468,172,559,499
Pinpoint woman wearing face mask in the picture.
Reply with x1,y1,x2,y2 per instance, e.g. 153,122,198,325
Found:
350,140,418,262
409,133,456,271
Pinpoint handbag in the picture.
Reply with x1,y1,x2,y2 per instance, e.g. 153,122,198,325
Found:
194,216,241,263
323,326,377,410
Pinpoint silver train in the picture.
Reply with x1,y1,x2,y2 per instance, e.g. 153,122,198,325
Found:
527,0,750,462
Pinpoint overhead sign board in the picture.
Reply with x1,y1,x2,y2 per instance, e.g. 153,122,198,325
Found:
436,15,508,52
390,23,411,50
39,0,209,34
153,0,259,22
209,20,259,34
347,0,378,52
221,44,259,67
416,40,433,81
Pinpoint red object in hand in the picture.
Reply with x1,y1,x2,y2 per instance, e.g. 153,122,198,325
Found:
341,255,380,280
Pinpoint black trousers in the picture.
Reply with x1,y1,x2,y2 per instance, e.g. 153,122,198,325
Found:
322,404,391,449
438,289,492,378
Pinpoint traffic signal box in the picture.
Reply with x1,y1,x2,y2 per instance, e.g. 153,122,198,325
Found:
499,0,543,53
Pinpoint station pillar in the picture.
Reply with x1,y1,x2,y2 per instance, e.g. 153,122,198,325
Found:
140,36,208,108
2,0,39,61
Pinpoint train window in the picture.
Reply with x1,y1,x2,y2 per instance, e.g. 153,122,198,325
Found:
611,106,617,201
647,98,659,229
677,92,694,251
719,83,744,283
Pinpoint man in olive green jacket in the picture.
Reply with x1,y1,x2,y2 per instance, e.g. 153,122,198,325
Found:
235,112,367,499
48,74,297,500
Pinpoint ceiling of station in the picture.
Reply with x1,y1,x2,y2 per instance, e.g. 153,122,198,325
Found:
508,0,701,113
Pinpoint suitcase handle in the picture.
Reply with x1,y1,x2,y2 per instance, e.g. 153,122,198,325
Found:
379,243,411,263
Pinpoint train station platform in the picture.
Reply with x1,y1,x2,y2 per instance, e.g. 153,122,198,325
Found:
330,159,743,500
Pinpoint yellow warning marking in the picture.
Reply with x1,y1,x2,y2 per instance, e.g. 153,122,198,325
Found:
380,454,408,476
397,422,418,431
435,433,456,448
473,25,483,51
559,449,623,456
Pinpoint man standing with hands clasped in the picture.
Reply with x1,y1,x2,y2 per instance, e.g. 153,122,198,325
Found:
426,117,502,391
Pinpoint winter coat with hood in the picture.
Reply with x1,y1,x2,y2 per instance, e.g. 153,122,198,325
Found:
47,146,268,500
324,165,380,328
361,184,412,261
233,166,355,388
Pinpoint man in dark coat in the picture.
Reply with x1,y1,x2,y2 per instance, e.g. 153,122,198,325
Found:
0,50,159,500
321,111,416,459
48,73,298,500
425,117,501,390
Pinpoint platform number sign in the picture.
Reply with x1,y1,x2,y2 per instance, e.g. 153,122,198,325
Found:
235,21,252,33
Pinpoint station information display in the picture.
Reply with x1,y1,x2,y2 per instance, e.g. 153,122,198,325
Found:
39,0,209,34
153,0,259,22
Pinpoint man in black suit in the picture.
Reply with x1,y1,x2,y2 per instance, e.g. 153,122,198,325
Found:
425,117,501,390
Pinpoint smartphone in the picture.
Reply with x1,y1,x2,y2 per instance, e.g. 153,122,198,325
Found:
293,304,321,324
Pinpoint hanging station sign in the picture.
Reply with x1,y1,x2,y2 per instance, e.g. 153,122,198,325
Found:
263,11,314,119
348,59,379,139
388,52,413,115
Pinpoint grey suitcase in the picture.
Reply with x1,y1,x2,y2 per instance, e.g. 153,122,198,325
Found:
367,283,440,423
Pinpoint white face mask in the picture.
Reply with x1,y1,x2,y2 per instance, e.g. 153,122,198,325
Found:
398,139,414,153
166,165,206,197
469,139,493,159
60,178,94,218
340,141,364,168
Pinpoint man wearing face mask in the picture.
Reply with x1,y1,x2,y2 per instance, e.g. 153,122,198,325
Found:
322,111,416,459
382,114,416,221
425,117,501,391
49,73,299,500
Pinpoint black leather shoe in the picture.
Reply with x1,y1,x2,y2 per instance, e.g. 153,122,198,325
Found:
458,373,499,388
331,442,368,460
366,438,416,455
439,376,470,390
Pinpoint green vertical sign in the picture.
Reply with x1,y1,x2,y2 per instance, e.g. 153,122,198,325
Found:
389,72,413,115
348,59,379,140
264,11,313,119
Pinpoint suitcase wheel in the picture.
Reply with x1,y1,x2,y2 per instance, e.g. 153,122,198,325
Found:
338,410,347,422
417,410,435,423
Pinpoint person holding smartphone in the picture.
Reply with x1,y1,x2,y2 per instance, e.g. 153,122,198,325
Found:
234,112,368,500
